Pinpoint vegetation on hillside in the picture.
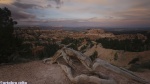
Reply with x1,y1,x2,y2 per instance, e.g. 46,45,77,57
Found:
96,37,150,52
61,37,83,50
0,7,60,64
61,37,94,51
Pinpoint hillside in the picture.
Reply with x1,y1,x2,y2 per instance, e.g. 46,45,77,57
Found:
84,43,150,68
0,29,150,84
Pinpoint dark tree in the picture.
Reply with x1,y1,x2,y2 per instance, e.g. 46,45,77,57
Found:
0,7,19,63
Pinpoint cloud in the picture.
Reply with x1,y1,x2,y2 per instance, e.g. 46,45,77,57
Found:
111,4,150,21
1,0,150,27
12,2,40,9
47,0,63,5
52,0,63,5
48,0,63,8
0,3,36,21
12,1,54,9
12,11,36,20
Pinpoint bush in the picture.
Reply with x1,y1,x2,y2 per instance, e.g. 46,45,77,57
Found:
68,43,78,50
128,61,150,72
80,45,87,51
27,43,60,60
61,37,75,45
61,37,84,50
42,43,60,59
128,58,139,65
114,52,118,61
90,51,98,61
90,43,94,48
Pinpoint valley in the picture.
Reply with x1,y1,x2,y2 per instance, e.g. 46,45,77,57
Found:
1,28,150,84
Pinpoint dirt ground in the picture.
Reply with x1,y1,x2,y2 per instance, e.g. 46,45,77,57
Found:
0,61,149,84
0,61,71,84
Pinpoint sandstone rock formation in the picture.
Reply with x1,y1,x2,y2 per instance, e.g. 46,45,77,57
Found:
86,29,105,34
44,45,148,84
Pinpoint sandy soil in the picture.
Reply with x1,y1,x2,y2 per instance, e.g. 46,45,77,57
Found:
0,60,149,84
135,69,150,83
84,44,150,68
0,61,71,84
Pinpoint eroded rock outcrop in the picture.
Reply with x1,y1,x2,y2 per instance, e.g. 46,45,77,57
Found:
44,46,148,84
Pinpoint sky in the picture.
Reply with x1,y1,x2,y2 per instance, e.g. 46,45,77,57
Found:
0,0,150,27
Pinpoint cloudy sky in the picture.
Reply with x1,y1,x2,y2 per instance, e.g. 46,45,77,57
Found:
0,0,150,27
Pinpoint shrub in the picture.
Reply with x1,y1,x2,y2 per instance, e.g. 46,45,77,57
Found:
43,43,60,58
114,52,118,61
61,37,75,45
61,37,84,50
90,51,98,61
128,58,139,65
80,45,87,51
128,61,150,72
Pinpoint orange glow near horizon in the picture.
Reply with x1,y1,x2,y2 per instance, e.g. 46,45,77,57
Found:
0,0,14,4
